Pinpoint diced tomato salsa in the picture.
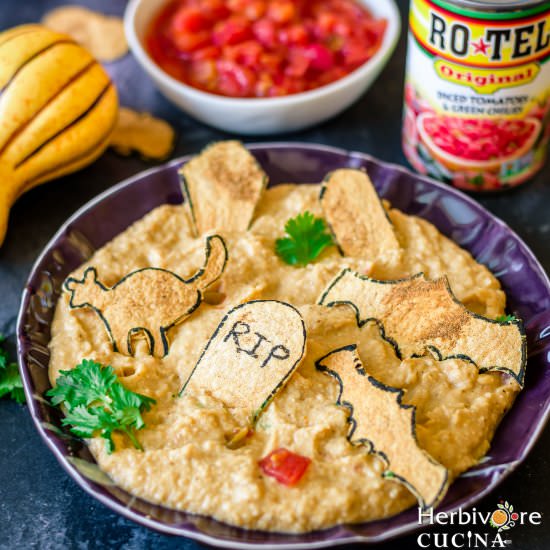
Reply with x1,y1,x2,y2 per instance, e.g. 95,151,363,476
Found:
423,115,537,162
259,448,311,486
145,0,386,98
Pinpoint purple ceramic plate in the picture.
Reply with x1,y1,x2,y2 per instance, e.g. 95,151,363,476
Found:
17,143,550,548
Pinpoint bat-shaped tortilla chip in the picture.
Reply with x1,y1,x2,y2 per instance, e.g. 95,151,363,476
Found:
320,168,401,259
179,141,268,236
180,300,306,422
316,345,449,509
64,235,228,358
319,270,526,386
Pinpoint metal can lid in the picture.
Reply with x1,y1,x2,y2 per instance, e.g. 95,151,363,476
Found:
446,0,549,11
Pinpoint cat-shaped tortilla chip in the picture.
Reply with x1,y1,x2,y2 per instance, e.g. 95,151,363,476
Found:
64,235,228,358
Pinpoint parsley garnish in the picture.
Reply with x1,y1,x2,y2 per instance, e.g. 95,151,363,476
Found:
47,359,155,454
275,211,334,266
496,314,517,323
0,334,25,404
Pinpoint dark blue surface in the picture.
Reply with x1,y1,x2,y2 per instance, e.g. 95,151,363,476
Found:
1,1,549,549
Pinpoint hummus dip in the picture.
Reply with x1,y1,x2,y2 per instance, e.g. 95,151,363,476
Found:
49,184,519,533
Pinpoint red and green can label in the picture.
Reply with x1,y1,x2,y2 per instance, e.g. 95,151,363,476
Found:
403,0,550,191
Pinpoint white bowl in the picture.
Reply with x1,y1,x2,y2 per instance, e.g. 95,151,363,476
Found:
124,0,401,135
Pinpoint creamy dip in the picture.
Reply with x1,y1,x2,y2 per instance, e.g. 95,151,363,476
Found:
49,184,518,533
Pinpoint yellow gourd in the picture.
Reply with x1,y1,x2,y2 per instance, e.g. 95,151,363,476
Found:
0,24,119,245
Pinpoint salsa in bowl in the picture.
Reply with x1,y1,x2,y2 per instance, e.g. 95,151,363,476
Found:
145,0,387,99
124,0,400,134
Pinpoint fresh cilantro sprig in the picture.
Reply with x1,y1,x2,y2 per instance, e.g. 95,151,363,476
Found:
275,211,334,266
496,314,518,323
0,334,25,404
47,359,155,454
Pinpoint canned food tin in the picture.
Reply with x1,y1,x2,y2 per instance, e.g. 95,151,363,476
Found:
402,0,550,191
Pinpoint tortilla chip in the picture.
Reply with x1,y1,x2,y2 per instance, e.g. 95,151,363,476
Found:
181,300,306,422
42,6,127,62
179,141,268,236
319,270,526,386
316,345,449,508
64,235,228,358
109,108,176,160
320,169,401,259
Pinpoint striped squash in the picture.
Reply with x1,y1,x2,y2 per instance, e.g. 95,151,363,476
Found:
0,24,119,245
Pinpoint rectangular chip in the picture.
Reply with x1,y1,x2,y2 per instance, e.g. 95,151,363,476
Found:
179,141,268,236
320,169,401,260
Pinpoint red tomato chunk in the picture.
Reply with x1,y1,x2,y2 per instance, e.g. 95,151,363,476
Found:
259,448,311,486
146,0,387,98
424,116,536,162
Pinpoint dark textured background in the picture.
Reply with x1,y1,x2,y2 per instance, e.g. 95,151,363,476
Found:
1,1,549,548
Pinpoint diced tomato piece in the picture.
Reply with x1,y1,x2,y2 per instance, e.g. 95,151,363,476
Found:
213,17,253,46
317,66,347,85
190,59,218,89
227,0,249,9
171,30,211,53
267,1,297,24
244,0,268,20
285,49,310,77
255,73,274,96
326,34,344,52
303,43,335,71
333,20,352,38
217,60,257,96
259,52,284,82
252,18,278,48
216,71,242,96
201,0,231,19
279,24,310,46
316,12,337,36
362,18,387,42
225,40,263,67
193,45,221,60
171,7,210,33
341,38,368,66
334,0,367,19
259,448,311,487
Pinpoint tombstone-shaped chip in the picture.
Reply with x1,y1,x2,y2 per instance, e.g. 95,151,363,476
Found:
181,300,306,422
319,270,526,386
316,345,449,509
320,169,401,259
179,141,268,236
64,235,228,358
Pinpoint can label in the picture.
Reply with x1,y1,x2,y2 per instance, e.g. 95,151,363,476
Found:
403,0,550,191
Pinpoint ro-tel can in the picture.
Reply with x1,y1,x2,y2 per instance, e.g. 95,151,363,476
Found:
402,0,550,191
